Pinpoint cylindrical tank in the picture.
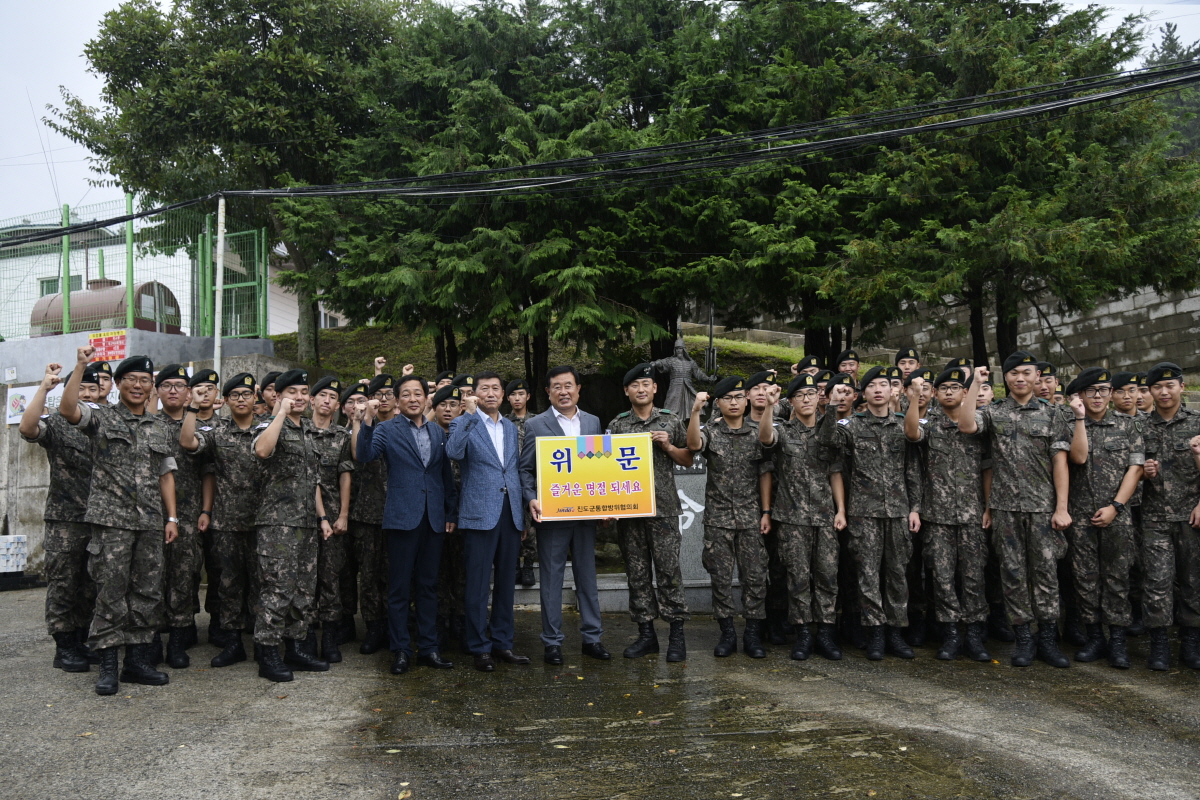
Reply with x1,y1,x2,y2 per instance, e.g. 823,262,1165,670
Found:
30,279,182,337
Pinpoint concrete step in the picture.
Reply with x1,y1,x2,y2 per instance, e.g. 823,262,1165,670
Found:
513,567,727,614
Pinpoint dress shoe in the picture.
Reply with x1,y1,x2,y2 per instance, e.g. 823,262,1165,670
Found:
473,653,497,672
543,645,564,665
582,641,611,660
390,651,410,674
492,649,531,665
417,651,454,669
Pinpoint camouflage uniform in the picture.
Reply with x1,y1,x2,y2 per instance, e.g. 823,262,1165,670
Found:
1142,407,1200,628
767,416,843,625
437,459,466,619
699,418,769,620
912,410,989,624
252,417,321,646
974,398,1072,625
311,423,355,623
193,417,261,632
24,413,94,634
507,411,537,568
1115,409,1148,619
158,414,208,627
73,402,177,649
349,449,388,625
606,407,690,623
820,411,921,627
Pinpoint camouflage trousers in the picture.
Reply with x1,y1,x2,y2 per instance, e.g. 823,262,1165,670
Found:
212,529,254,632
438,531,466,618
774,523,839,625
764,531,789,616
86,527,166,650
254,526,319,646
317,532,351,623
201,526,220,620
702,525,767,620
923,522,988,624
847,517,912,627
1067,520,1136,626
339,537,358,617
43,521,94,635
616,516,689,623
991,510,1066,626
1142,520,1200,628
163,522,202,627
351,522,387,623
519,513,538,566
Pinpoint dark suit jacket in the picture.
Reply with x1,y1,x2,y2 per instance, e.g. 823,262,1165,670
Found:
518,406,602,533
356,416,457,532
445,410,524,531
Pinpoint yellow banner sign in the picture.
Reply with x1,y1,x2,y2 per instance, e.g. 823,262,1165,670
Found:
535,432,656,521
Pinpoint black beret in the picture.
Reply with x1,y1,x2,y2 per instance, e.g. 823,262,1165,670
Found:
113,356,154,381
340,383,368,404
451,373,474,389
66,369,101,387
903,367,935,387
836,349,860,364
860,365,890,389
435,371,455,383
274,369,309,392
1147,362,1184,386
367,374,395,396
795,355,823,371
746,371,778,390
311,376,344,398
885,366,903,380
1135,372,1148,386
1002,351,1037,374
712,375,746,399
815,369,835,383
934,366,972,388
154,364,188,387
623,363,655,387
823,373,856,395
432,385,461,408
1036,361,1057,377
786,374,819,398
944,356,971,372
1065,367,1112,396
260,371,282,390
189,369,218,388
1110,371,1138,389
222,372,256,396
505,378,531,395
895,347,919,364
89,361,113,376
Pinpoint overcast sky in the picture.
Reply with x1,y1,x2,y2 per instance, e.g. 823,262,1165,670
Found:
3,1,1200,223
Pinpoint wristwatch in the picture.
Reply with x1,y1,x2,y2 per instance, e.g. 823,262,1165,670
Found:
200,510,211,517
318,515,330,522
167,516,179,524
185,406,200,414
762,509,773,517
1110,500,1126,515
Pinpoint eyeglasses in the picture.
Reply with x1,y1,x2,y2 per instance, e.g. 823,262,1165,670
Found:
937,384,964,393
374,390,395,399
1082,387,1112,398
792,390,819,400
159,383,188,393
121,376,153,387
228,390,254,401
720,394,746,402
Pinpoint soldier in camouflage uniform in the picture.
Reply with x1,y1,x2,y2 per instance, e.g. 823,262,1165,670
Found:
337,382,369,641
687,376,772,659
759,373,847,662
60,350,178,695
348,374,395,655
182,372,261,669
959,353,1074,669
1110,372,1148,636
251,369,332,682
820,366,922,661
432,384,467,649
1063,367,1145,669
309,376,355,664
746,371,790,644
184,369,222,647
1141,362,1200,671
506,378,537,587
900,367,935,646
607,364,693,662
20,363,97,673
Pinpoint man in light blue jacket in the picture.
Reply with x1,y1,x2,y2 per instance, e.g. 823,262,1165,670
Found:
446,371,530,672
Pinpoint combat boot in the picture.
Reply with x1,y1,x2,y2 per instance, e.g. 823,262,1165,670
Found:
339,613,357,645
322,624,343,663
76,628,101,665
184,622,199,649
1011,623,1035,667
1036,623,1070,668
623,622,659,658
258,644,293,682
360,620,387,655
743,619,767,658
988,605,1015,643
1180,626,1200,670
253,642,265,663
963,622,991,662
665,620,686,663
886,626,915,659
905,611,927,647
936,623,962,661
1074,623,1107,663
166,627,191,669
519,559,536,587
212,633,247,668
864,626,885,661
94,648,119,696
121,644,170,686
207,619,228,647
790,624,813,661
1063,610,1087,647
284,637,329,672
53,632,89,672
713,618,737,658
815,623,842,661
1148,627,1171,671
1106,626,1130,670
149,630,164,666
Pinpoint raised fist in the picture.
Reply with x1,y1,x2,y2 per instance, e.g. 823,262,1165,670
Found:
76,346,95,364
692,392,710,415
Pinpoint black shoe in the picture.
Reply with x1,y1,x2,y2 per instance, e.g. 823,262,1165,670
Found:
1011,623,1035,667
212,634,247,668
390,651,411,674
1107,626,1131,670
936,623,961,661
519,564,536,587
582,642,612,660
94,648,119,696
120,644,170,686
53,632,89,672
886,626,915,659
1181,626,1200,669
766,614,787,646
842,614,868,650
1149,626,1171,671
258,644,294,682
964,622,991,662
284,637,330,672
1036,623,1070,668
790,624,813,661
988,607,1016,643
742,619,767,659
417,651,454,669
906,611,927,647
714,618,737,658
1063,614,1088,647
543,645,564,665
623,622,659,659
492,649,532,665
865,626,885,661
322,625,343,664
1074,623,1107,663
359,620,387,655
77,629,101,665
815,623,842,661
166,627,191,669
339,614,357,645
666,620,686,663
474,653,496,672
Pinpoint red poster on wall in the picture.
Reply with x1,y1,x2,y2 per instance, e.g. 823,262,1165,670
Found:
88,330,127,362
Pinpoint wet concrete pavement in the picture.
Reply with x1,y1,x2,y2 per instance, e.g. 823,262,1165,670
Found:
2,587,1198,800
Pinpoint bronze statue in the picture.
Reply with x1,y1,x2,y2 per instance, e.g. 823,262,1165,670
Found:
653,339,716,419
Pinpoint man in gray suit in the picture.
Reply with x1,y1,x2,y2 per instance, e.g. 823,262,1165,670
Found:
519,366,611,665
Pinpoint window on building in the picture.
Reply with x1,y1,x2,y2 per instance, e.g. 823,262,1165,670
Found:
39,275,82,296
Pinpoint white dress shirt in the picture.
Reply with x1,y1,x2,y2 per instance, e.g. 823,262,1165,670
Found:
478,409,505,461
552,405,582,437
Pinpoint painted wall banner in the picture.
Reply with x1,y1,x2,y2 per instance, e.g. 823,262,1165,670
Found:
88,330,127,362
535,432,656,521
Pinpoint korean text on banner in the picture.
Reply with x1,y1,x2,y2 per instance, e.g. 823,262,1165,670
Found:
88,330,127,362
535,432,656,521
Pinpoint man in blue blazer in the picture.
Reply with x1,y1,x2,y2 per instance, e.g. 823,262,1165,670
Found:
446,371,530,672
355,374,458,676
519,365,610,665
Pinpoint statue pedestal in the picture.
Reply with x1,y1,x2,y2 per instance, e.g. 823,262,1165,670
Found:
674,457,736,615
